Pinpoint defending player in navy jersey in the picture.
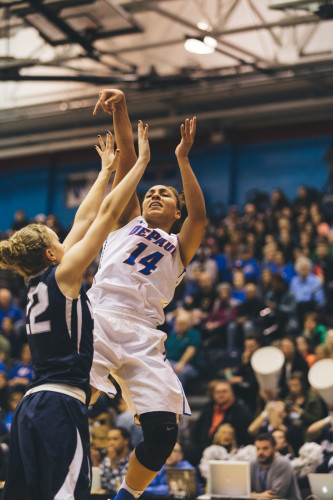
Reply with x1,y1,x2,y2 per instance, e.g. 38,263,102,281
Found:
0,122,150,500
89,89,206,500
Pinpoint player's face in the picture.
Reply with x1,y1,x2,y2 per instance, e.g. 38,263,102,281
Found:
47,228,65,264
142,185,181,229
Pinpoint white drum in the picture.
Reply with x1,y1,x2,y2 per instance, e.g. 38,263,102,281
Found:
251,346,285,392
308,359,333,410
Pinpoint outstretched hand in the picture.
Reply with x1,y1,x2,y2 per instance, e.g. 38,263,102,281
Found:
137,120,150,164
93,89,125,116
95,131,120,172
175,116,196,158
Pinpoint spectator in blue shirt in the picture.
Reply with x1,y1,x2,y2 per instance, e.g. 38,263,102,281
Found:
275,250,296,284
8,343,34,393
235,246,260,283
290,257,325,324
144,442,201,497
0,288,22,325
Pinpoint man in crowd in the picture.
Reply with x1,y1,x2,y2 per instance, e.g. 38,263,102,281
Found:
250,433,301,500
100,427,132,497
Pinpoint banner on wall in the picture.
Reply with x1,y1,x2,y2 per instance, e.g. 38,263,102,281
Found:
65,171,113,208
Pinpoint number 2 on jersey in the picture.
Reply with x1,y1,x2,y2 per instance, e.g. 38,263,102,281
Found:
26,282,51,334
123,242,164,275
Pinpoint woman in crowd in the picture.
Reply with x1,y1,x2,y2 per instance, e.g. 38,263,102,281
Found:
284,371,326,453
199,423,238,479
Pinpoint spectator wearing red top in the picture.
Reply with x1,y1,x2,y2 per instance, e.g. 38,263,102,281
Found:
194,380,252,454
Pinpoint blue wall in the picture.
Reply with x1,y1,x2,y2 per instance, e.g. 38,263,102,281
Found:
0,136,331,232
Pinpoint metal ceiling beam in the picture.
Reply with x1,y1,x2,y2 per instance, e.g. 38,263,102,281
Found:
148,6,275,70
247,0,282,46
145,4,320,36
24,0,137,72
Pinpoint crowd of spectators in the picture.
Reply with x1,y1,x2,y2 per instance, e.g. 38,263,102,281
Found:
1,185,333,498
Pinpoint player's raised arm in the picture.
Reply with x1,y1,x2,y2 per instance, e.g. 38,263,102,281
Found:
56,121,150,297
176,117,206,268
93,89,140,228
62,131,116,252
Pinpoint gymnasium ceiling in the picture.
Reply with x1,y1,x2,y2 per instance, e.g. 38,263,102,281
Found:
0,0,333,159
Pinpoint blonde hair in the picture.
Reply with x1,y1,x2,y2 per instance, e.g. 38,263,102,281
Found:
213,423,237,449
0,224,51,278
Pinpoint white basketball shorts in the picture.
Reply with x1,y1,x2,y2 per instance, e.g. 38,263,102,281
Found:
90,306,191,418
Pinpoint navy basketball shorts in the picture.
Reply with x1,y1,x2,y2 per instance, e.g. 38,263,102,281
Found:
2,391,91,500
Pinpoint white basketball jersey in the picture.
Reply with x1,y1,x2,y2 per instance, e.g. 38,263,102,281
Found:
88,216,185,325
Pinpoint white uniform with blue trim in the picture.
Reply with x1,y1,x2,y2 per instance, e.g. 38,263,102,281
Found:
88,216,191,417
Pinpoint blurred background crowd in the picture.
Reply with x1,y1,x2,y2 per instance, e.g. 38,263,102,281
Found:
1,183,333,498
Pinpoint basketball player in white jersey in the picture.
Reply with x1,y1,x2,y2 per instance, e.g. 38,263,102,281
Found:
89,89,206,500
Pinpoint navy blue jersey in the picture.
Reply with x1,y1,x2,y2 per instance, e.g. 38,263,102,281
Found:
26,265,94,401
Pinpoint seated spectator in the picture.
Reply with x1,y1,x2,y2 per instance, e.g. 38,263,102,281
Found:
144,442,201,497
115,397,143,449
324,328,333,356
250,433,302,500
248,400,288,438
11,209,29,231
234,246,260,283
100,427,131,497
89,402,113,450
263,274,297,340
0,288,23,325
295,336,316,368
90,445,103,468
272,427,295,459
0,371,9,417
231,269,246,303
0,317,24,360
278,229,295,264
194,380,252,453
229,283,265,347
0,335,10,371
199,423,238,479
203,283,238,350
184,272,216,326
258,268,273,302
284,371,326,453
206,238,232,283
165,309,201,389
290,257,325,324
278,337,309,397
261,244,278,274
275,250,296,284
307,415,333,473
45,213,66,241
7,343,34,393
313,240,333,305
226,335,260,412
185,247,218,284
302,311,327,346
314,343,333,362
4,391,23,432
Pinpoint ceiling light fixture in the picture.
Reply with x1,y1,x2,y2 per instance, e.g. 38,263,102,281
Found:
197,21,212,31
184,37,215,55
203,36,217,48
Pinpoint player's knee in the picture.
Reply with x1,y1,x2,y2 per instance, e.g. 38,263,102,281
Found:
135,411,178,471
